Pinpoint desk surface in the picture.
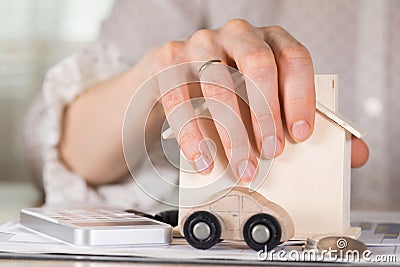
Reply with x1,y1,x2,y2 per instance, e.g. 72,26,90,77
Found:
0,257,368,267
1,211,399,267
0,253,310,267
0,181,398,267
0,260,185,267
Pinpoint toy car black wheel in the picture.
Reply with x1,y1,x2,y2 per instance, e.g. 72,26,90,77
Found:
243,213,282,251
183,211,221,250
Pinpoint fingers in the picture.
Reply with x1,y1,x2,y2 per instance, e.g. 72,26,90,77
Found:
187,30,258,181
263,26,316,143
351,136,369,168
155,41,213,174
155,22,317,180
199,62,258,182
218,19,285,159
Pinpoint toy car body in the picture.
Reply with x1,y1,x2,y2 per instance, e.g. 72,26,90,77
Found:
180,186,294,251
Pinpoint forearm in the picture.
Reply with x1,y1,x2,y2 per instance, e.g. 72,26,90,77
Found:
59,50,156,185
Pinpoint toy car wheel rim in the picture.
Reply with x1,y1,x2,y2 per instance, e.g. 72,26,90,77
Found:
183,211,221,250
243,213,282,251
192,221,211,240
251,224,271,244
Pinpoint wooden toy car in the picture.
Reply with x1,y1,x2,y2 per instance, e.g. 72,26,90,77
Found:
180,186,294,251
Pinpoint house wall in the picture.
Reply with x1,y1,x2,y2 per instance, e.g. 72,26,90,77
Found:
258,115,351,238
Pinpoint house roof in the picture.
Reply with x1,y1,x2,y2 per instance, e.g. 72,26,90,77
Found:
316,101,365,138
162,101,365,140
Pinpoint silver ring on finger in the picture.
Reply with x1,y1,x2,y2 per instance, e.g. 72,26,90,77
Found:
198,59,222,76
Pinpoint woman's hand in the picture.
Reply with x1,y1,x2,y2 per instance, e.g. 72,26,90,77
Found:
154,19,369,180
153,19,368,181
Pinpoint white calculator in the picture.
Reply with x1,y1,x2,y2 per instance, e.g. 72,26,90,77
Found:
20,208,172,246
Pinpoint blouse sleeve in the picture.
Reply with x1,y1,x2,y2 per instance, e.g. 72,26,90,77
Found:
27,42,176,210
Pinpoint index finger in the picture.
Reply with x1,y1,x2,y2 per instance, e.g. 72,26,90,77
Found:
155,42,213,174
199,61,258,182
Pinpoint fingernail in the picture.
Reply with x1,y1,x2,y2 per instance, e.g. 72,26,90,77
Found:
292,120,311,142
262,135,280,158
194,153,212,173
237,160,256,182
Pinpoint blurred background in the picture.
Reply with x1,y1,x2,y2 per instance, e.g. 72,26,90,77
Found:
0,0,114,221
0,0,399,223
